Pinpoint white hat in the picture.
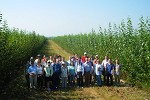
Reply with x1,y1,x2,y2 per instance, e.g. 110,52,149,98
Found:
62,62,65,65
84,52,87,55
95,55,98,57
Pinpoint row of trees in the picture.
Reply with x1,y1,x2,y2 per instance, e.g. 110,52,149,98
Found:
52,17,150,88
0,13,47,92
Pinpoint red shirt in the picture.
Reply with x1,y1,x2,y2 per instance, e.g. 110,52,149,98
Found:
81,56,87,63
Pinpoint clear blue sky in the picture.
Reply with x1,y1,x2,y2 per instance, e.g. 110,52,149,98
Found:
0,0,150,37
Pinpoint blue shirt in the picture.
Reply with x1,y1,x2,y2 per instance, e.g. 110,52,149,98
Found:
28,65,37,75
83,61,92,74
106,63,114,75
53,63,61,74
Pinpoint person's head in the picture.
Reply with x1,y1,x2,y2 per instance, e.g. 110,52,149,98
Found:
56,59,59,63
62,57,65,61
105,55,108,60
49,56,53,59
31,60,34,66
62,62,65,67
75,54,78,58
37,54,41,59
97,60,100,64
88,57,92,62
37,60,41,65
70,61,74,66
108,58,111,64
84,52,87,56
95,55,99,59
116,59,119,64
47,60,51,66
53,58,56,63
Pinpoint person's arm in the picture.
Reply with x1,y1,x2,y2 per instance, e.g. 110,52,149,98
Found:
82,65,84,75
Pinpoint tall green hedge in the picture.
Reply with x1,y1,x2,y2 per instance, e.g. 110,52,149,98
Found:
0,13,46,91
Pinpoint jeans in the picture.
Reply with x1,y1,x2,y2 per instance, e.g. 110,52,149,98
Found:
29,75,37,88
96,75,102,86
62,77,67,88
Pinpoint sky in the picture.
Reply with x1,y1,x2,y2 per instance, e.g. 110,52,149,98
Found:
0,0,150,37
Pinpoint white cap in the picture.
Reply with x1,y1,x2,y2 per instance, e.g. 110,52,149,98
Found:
84,52,87,55
95,55,98,57
62,62,65,65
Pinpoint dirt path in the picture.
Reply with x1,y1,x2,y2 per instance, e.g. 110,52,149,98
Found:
49,40,72,59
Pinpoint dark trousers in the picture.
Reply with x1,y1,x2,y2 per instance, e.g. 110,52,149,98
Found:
103,69,106,84
106,74,113,86
53,73,60,89
84,71,90,86
90,74,92,85
77,72,83,87
37,75,43,88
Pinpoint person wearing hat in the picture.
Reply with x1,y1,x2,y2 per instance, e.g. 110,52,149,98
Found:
44,60,53,91
61,61,68,89
28,59,37,89
81,52,87,63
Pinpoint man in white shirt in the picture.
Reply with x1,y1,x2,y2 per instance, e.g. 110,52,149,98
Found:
101,55,108,84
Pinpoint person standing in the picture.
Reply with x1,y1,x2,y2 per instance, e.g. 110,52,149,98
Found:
75,58,84,88
83,57,92,86
95,60,103,86
52,59,61,89
81,52,87,63
102,55,109,85
114,59,121,85
61,62,68,89
106,58,115,86
28,59,37,89
44,60,53,91
36,61,43,89
68,61,76,87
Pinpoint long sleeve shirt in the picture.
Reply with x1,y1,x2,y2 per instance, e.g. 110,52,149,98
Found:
44,65,53,77
53,63,61,75
95,64,103,75
106,63,115,75
75,63,84,75
83,61,92,74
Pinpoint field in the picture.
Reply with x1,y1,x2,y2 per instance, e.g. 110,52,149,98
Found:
0,13,150,99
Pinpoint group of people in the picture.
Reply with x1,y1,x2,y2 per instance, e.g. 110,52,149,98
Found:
25,52,121,91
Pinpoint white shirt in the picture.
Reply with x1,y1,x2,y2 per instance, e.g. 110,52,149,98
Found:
102,59,108,68
75,63,84,75
37,66,42,74
115,64,121,75
95,64,103,75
